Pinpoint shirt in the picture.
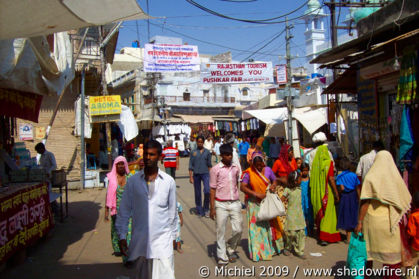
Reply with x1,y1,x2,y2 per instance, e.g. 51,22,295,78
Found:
336,170,360,192
214,142,221,156
204,140,213,151
39,150,57,175
162,147,178,168
210,162,240,201
232,147,241,182
241,167,276,184
356,150,377,180
407,210,419,251
269,143,280,158
238,141,250,156
283,187,306,231
189,148,212,174
115,170,177,260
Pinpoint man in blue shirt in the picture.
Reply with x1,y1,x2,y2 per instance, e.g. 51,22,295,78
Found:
238,137,250,170
189,136,212,217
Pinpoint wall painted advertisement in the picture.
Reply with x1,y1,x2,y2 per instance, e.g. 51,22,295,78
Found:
201,62,274,84
144,44,200,72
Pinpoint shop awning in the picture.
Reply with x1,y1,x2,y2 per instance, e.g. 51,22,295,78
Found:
0,0,150,39
212,116,240,122
322,69,357,95
245,107,327,135
174,114,214,124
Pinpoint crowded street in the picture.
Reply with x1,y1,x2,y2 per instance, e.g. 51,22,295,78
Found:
1,0,419,279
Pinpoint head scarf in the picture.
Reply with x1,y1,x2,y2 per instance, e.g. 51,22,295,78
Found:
251,151,265,165
278,144,294,176
361,151,411,232
106,156,129,216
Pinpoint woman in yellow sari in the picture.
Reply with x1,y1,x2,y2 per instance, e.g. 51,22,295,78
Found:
240,152,284,262
355,151,411,278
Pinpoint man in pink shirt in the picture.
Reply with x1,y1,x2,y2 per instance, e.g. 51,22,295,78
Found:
209,144,242,266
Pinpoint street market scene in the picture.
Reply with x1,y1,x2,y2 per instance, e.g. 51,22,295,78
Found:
1,0,419,278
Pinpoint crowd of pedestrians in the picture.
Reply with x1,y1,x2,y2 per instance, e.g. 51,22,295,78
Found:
103,131,418,279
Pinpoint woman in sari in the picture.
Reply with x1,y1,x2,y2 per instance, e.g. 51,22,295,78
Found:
310,145,341,245
272,144,298,232
105,156,132,264
355,151,411,278
272,144,298,183
240,152,284,262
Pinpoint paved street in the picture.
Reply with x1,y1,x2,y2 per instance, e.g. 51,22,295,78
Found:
3,158,349,279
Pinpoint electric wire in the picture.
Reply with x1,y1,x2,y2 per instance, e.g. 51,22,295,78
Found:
240,28,286,62
185,0,320,24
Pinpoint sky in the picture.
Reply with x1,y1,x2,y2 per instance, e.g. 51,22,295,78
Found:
116,0,350,68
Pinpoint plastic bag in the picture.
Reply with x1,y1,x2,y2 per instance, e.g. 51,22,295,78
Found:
257,191,286,221
347,233,367,279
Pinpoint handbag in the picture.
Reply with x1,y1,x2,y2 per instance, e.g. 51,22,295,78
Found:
257,187,286,221
347,233,367,279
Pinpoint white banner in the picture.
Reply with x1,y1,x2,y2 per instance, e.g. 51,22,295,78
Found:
276,64,287,84
144,44,200,72
201,62,273,84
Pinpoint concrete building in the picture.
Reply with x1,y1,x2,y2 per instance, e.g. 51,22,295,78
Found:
109,36,272,120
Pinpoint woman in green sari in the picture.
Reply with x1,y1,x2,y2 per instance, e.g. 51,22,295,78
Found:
310,144,341,245
105,156,132,264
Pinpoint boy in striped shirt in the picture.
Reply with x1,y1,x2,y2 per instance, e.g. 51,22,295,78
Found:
162,140,179,180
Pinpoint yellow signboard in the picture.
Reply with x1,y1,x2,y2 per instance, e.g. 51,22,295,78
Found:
89,95,121,116
35,126,46,140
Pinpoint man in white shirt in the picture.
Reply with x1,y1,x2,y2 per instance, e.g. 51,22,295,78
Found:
356,140,384,181
35,143,57,178
116,140,178,279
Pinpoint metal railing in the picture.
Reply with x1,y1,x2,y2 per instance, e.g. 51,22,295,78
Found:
162,96,236,103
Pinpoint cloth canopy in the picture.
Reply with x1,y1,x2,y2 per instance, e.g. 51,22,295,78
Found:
245,107,327,135
0,0,150,39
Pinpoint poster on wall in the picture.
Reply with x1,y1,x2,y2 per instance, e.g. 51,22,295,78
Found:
201,62,273,84
35,126,46,140
144,44,200,72
276,64,287,84
19,123,33,141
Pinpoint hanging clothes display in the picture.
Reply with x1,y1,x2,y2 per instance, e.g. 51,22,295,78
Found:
397,50,417,104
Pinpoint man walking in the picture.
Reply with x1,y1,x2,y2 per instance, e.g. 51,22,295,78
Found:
210,144,242,265
356,140,384,181
116,140,178,279
162,140,179,181
238,137,250,170
189,136,212,217
268,137,280,168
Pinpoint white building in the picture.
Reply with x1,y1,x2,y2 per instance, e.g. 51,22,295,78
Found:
108,36,271,118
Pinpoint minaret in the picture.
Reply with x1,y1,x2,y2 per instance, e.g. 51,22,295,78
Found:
303,0,327,74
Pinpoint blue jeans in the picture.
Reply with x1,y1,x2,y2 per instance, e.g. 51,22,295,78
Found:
193,173,210,216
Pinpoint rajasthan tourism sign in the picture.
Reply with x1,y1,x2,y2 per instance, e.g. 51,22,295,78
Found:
89,95,121,116
201,62,273,84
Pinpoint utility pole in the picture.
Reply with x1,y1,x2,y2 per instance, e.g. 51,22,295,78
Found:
285,17,294,145
98,26,113,168
80,65,86,189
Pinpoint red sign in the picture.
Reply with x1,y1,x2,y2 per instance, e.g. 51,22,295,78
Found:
0,183,53,263
0,89,43,122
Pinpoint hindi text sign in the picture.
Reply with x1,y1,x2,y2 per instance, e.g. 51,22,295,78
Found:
144,44,200,72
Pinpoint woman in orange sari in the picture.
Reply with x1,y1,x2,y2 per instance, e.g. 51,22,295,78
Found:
272,144,298,181
241,152,284,262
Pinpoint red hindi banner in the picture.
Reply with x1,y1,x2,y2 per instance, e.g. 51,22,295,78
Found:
0,183,53,263
0,89,43,123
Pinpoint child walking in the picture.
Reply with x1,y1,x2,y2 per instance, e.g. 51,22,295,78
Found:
407,192,419,279
210,144,242,265
281,171,306,259
174,201,184,253
300,163,314,235
336,157,361,243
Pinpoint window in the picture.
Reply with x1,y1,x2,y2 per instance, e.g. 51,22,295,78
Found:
242,88,249,96
222,86,228,103
183,92,191,101
203,90,209,102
